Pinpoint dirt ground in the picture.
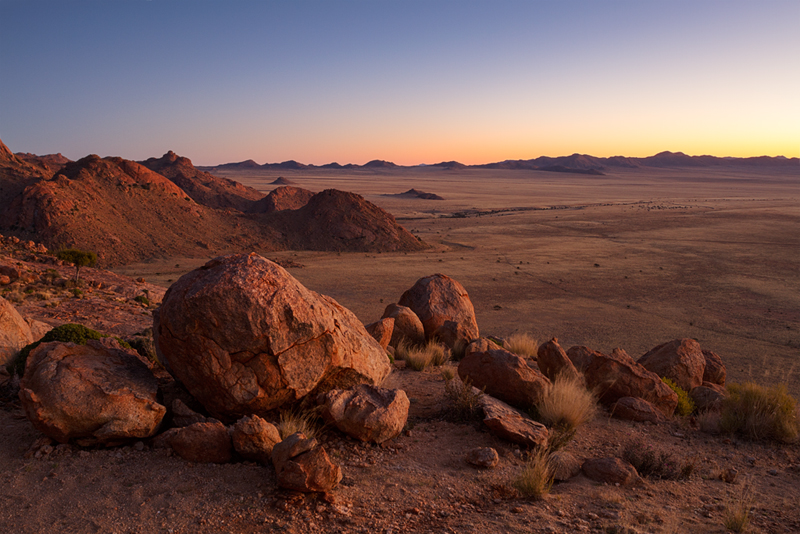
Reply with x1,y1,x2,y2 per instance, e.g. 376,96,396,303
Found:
2,164,798,533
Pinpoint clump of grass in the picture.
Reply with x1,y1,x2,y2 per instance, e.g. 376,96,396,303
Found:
536,374,597,430
621,438,694,480
403,340,450,371
449,337,469,361
723,482,754,533
504,332,539,359
134,294,151,307
661,377,696,416
719,382,799,443
512,449,553,499
277,409,319,440
442,371,484,422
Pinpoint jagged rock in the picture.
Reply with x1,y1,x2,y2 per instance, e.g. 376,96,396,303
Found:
690,382,727,412
171,399,209,428
585,348,678,417
465,447,499,468
478,394,549,449
638,339,706,391
272,432,342,493
397,274,479,348
231,415,281,464
365,318,394,351
381,304,425,348
566,346,603,373
537,338,581,382
154,253,391,420
550,450,582,481
459,338,550,410
319,385,409,444
18,338,165,444
155,421,232,463
0,296,33,367
582,457,639,485
610,397,668,424
701,349,726,386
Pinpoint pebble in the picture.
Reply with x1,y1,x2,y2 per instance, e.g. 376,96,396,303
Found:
767,469,779,476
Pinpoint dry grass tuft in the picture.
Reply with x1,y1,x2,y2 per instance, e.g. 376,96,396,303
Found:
536,374,597,430
504,332,539,359
277,409,319,440
512,449,553,499
442,371,484,421
719,382,799,443
723,482,755,532
404,340,450,371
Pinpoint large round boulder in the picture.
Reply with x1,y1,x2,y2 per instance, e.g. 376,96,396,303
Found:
397,274,479,348
154,253,391,420
18,338,165,444
381,304,425,347
637,339,706,392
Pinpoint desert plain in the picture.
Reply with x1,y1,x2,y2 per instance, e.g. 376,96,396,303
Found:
3,162,800,534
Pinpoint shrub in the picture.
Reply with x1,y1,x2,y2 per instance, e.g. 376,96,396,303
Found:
57,248,97,282
621,438,694,480
504,333,539,359
134,294,151,306
443,373,484,422
661,377,696,416
723,482,754,533
277,409,319,440
536,374,597,431
512,450,553,499
9,323,103,376
719,382,799,443
449,337,469,361
404,340,449,371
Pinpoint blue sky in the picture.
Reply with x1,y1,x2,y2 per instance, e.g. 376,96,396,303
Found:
1,0,798,165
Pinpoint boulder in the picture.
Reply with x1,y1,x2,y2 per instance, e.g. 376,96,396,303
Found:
397,274,479,348
610,397,668,424
585,348,678,417
582,457,639,486
171,399,209,428
272,432,342,493
0,297,34,367
18,338,166,444
155,421,232,463
25,318,53,343
690,382,727,412
154,254,391,420
465,447,499,469
231,415,282,464
319,385,409,444
459,338,550,410
566,346,604,373
637,339,706,392
365,318,394,351
537,338,581,382
479,394,549,449
381,304,425,348
550,450,582,482
701,349,726,386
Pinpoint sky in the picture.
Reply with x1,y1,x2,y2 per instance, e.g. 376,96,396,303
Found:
1,0,798,166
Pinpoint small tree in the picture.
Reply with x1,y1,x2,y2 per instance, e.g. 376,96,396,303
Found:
57,248,97,282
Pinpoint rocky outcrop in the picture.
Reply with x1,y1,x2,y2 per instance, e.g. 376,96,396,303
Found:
155,421,232,464
701,349,726,386
365,318,394,351
610,397,668,424
582,457,639,486
381,304,425,348
585,348,678,417
18,338,165,444
271,433,342,493
319,385,409,444
249,186,315,214
154,253,391,420
638,339,706,391
459,338,550,410
478,394,549,449
536,338,581,382
398,274,479,348
0,296,34,367
231,415,282,464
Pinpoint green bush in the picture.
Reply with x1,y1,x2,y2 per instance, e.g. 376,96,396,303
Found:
133,294,150,306
719,382,799,443
57,248,97,282
662,377,696,416
9,323,104,376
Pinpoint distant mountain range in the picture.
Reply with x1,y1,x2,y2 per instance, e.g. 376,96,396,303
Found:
203,151,798,176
